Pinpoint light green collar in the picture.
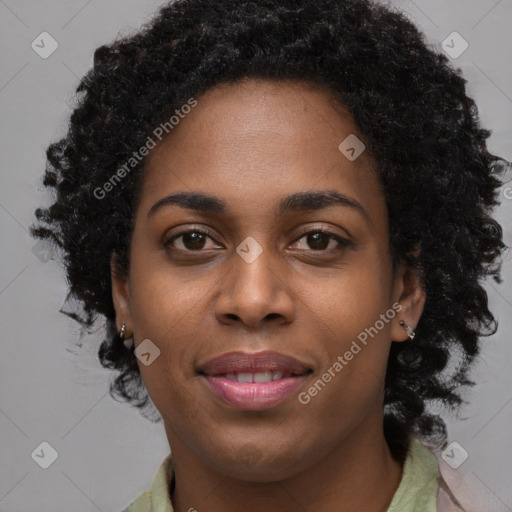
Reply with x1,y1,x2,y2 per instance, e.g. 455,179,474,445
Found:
124,436,441,512
387,436,440,511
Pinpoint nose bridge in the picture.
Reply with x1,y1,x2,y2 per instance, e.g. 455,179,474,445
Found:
216,235,294,327
233,236,279,305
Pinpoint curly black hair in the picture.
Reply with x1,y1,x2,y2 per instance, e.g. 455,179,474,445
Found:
30,0,509,463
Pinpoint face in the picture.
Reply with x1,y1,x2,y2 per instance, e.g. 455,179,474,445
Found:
112,79,425,481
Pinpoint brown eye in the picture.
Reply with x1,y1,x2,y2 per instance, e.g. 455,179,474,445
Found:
164,229,218,251
304,232,332,250
291,230,353,252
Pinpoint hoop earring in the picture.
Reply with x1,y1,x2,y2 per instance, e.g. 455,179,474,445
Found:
399,320,416,341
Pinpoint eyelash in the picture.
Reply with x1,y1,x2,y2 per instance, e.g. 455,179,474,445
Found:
164,227,352,252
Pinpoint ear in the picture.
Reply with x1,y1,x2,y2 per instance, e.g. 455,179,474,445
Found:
110,252,133,337
390,261,426,342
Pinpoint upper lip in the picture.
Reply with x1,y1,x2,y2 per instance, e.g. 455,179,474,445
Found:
198,350,312,376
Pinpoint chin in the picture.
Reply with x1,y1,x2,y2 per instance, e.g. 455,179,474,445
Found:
209,443,313,483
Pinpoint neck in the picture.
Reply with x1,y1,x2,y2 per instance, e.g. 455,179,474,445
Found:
166,416,404,512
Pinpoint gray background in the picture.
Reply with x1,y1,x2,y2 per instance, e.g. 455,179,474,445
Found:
0,1,511,511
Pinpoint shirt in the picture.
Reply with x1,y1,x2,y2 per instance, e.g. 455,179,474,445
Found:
122,436,466,512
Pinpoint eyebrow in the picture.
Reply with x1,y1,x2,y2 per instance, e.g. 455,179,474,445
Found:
147,189,369,221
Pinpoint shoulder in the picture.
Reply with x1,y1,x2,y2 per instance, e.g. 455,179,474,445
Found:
388,437,468,512
122,453,174,512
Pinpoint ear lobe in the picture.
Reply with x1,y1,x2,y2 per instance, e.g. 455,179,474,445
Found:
110,253,132,334
391,263,426,342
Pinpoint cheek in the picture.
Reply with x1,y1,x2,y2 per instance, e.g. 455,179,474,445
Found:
138,355,210,453
300,305,393,440
305,254,394,398
128,242,210,341
317,253,393,337
126,253,208,404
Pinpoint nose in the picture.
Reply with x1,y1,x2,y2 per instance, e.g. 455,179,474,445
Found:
214,241,295,330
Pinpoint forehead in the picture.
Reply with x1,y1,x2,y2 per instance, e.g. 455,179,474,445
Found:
140,78,384,222
147,78,367,166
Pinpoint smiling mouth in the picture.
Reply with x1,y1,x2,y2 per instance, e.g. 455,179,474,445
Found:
215,371,299,383
197,350,313,410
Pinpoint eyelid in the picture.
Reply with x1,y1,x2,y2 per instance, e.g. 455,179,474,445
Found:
289,227,354,251
164,225,219,247
291,224,352,242
164,224,353,252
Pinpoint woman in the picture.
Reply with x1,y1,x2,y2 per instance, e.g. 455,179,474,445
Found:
30,0,509,510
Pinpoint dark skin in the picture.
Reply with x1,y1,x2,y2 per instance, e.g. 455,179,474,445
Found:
111,78,426,512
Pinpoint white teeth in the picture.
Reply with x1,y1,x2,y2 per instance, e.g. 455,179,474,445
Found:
220,371,288,382
237,372,254,383
219,372,292,382
253,371,273,383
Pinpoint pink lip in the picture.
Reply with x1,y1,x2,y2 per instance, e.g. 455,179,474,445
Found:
198,350,312,410
199,350,311,375
201,374,310,410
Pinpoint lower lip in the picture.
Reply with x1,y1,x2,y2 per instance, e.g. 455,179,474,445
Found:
201,374,309,410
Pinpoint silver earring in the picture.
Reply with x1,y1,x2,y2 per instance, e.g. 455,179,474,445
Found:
119,320,134,349
119,320,126,339
399,320,416,341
